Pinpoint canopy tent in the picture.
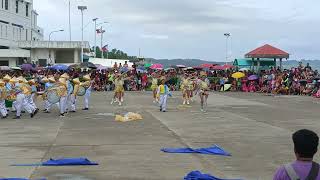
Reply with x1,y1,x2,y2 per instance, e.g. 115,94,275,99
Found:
234,58,276,71
244,44,289,71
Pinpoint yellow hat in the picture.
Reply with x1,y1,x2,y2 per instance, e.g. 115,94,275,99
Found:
0,79,5,85
59,77,67,85
3,74,11,81
18,76,25,83
41,77,49,83
10,77,18,83
61,73,70,79
72,78,80,84
28,79,36,84
48,77,56,83
83,74,91,81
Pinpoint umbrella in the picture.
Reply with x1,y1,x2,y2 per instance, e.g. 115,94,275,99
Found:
144,63,152,68
211,65,224,70
51,64,68,71
96,65,107,70
232,72,245,79
21,64,33,71
11,67,22,70
150,64,163,70
248,75,259,81
68,64,81,70
176,65,186,68
80,62,97,69
239,68,249,72
313,76,320,80
0,66,10,71
200,64,214,68
223,64,234,69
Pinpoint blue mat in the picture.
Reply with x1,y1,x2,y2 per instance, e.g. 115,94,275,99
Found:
161,144,231,156
184,171,241,180
11,158,98,167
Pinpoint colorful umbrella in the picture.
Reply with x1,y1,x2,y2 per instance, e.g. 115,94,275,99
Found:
150,64,163,70
200,64,214,68
81,62,97,69
11,67,22,70
248,75,259,81
232,72,245,79
211,65,224,70
223,64,234,69
176,65,186,68
144,63,152,68
239,68,249,72
0,66,10,71
51,64,68,71
21,64,33,71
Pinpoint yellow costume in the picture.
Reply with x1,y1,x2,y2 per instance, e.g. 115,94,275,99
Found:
180,78,190,91
114,78,124,93
151,78,158,91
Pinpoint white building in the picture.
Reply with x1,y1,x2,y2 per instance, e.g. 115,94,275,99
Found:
0,0,90,67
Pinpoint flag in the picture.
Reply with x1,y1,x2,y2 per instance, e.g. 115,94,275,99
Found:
96,29,106,34
102,45,108,52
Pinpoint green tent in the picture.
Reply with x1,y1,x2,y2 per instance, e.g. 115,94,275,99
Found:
144,63,152,68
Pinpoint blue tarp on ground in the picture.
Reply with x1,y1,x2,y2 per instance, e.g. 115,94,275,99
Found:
161,144,231,156
11,158,98,166
184,171,242,180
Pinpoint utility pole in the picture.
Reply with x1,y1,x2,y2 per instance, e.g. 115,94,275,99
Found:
224,33,231,61
78,6,87,63
68,0,71,41
93,18,98,58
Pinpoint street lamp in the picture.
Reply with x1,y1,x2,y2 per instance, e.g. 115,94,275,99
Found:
49,29,64,41
78,5,87,63
224,33,231,62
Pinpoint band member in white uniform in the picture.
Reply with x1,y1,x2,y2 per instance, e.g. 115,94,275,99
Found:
0,80,8,119
70,78,80,112
82,74,92,110
57,77,68,117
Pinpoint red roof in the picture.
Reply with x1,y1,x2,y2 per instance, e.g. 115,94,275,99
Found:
245,44,289,59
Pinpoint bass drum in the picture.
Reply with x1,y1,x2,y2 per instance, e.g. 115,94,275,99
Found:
77,86,86,96
47,89,60,104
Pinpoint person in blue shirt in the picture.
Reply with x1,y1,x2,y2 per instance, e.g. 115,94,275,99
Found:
157,79,172,112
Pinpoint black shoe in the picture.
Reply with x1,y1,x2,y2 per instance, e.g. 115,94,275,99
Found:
11,110,17,113
34,109,39,115
70,110,76,113
82,108,89,111
162,110,166,112
42,109,47,112
44,110,50,113
30,113,34,118
160,108,162,112
1,116,7,119
13,116,20,119
22,111,25,113
60,113,65,117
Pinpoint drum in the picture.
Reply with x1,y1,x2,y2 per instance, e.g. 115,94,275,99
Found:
47,89,60,104
77,86,86,96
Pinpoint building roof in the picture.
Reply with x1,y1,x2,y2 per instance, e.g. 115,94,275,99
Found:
245,44,289,59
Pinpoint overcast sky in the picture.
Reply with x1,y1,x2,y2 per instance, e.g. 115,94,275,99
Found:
34,0,320,61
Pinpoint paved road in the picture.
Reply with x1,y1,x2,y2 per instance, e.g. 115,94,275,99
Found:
0,92,319,180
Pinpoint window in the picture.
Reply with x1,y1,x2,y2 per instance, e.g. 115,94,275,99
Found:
1,0,3,9
4,0,8,10
0,61,9,66
19,28,21,40
15,1,18,13
25,29,28,40
26,3,29,17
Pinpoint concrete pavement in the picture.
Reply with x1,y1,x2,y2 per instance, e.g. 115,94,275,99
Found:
0,92,319,179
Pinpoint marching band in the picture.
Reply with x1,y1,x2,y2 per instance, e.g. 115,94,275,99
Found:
0,73,92,119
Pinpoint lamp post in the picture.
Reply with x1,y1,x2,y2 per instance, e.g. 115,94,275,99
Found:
93,18,98,58
78,5,87,63
224,33,231,62
68,0,71,41
49,29,64,41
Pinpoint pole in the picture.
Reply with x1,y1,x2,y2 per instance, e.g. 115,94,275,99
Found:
81,10,84,63
225,36,228,62
94,20,97,58
68,0,71,41
101,26,104,59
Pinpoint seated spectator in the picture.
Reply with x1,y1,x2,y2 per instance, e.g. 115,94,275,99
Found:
273,129,320,180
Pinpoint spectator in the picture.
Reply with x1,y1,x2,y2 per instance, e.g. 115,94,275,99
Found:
273,129,320,180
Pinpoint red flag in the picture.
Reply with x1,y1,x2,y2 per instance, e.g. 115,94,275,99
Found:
102,45,108,52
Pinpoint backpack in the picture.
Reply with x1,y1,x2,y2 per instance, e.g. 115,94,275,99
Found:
285,162,319,180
